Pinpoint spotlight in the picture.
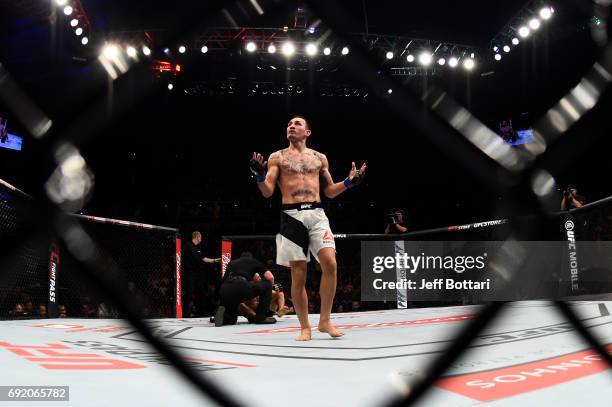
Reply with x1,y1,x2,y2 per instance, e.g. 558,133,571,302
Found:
168,83,174,90
341,46,349,55
387,88,393,94
437,57,446,66
103,44,120,59
463,58,475,70
126,46,137,58
518,26,530,38
246,41,257,52
282,42,295,56
406,54,415,62
529,18,541,30
385,51,394,60
503,45,511,53
323,47,331,55
494,53,502,61
81,37,88,45
470,53,475,59
448,57,458,67
308,26,316,34
512,37,520,45
201,45,208,54
493,45,499,52
305,43,318,56
164,48,170,54
539,7,552,20
143,46,151,56
268,44,276,54
63,5,73,15
418,52,432,66
178,45,186,54
70,19,79,27
75,27,83,36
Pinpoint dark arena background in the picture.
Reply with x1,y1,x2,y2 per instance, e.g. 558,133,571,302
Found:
2,0,612,406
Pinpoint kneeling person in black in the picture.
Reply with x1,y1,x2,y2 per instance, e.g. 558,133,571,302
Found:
216,252,276,326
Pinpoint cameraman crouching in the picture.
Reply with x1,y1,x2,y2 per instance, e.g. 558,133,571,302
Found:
384,209,408,235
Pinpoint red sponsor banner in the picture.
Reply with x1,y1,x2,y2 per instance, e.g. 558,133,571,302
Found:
0,342,146,370
221,240,233,278
436,344,612,401
175,235,182,318
241,314,474,334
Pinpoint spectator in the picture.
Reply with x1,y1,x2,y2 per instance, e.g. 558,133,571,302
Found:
384,210,409,234
561,184,586,211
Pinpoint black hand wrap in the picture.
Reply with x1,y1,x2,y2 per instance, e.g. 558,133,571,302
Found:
249,159,266,182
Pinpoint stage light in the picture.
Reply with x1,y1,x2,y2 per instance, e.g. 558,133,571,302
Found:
493,45,499,52
63,5,73,15
529,18,541,30
387,88,393,94
518,26,530,38
503,45,511,53
494,53,502,61
126,46,137,58
282,42,295,56
512,37,520,45
55,0,68,6
308,26,316,34
406,54,415,62
323,47,331,55
341,46,349,55
168,83,174,90
438,57,446,66
463,58,475,70
448,57,458,67
386,51,394,60
164,48,170,54
201,45,208,54
178,45,186,54
81,37,88,45
103,44,120,59
70,19,79,27
143,46,151,56
268,44,276,54
246,41,257,52
305,43,318,56
539,7,552,20
418,52,432,65
75,27,83,36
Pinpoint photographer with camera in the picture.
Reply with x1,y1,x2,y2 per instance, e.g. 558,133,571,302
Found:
560,184,585,211
384,209,408,235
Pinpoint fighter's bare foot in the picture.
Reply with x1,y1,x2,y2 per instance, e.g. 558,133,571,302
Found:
295,327,312,341
318,321,344,338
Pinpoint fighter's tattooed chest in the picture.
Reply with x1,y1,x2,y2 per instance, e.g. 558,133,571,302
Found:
279,150,322,174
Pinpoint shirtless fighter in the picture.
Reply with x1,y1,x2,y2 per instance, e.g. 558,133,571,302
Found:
250,116,366,341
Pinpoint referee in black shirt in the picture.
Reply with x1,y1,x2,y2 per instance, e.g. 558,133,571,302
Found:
215,252,276,326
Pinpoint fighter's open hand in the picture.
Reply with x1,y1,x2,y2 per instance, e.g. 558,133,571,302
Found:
348,161,367,185
250,152,267,180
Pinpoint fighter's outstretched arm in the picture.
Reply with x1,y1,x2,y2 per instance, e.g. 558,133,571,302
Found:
320,154,367,199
